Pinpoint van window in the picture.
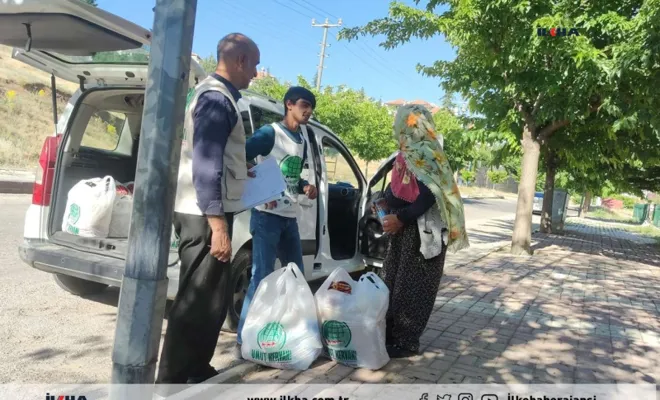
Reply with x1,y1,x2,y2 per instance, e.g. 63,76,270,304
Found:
80,111,127,152
323,140,361,189
250,106,282,132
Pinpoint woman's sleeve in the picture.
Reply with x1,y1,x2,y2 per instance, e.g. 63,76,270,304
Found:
395,180,436,225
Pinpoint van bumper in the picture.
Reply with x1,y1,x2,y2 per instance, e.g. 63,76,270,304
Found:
18,239,124,287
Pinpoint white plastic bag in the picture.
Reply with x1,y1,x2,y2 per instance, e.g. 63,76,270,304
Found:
108,182,133,238
315,268,390,370
62,176,116,238
241,263,323,370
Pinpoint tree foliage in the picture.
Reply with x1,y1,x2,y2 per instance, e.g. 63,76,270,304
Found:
488,170,509,185
341,0,660,254
199,54,217,74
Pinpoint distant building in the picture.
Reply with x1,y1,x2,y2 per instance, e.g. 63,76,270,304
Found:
255,67,273,80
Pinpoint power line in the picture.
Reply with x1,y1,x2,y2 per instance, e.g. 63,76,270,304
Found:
288,0,324,19
216,0,317,52
220,0,311,40
297,0,339,20
271,0,316,20
331,34,414,93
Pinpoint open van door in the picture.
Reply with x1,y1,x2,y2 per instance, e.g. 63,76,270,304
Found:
0,0,205,87
359,153,397,267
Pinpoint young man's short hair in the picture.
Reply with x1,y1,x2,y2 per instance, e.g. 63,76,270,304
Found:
283,86,316,115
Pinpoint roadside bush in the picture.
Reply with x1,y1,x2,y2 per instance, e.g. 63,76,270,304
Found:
460,169,476,184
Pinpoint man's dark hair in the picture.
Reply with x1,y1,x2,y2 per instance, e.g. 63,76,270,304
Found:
283,86,316,115
216,32,256,63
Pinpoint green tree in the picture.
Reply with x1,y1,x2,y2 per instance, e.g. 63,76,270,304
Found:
460,169,476,185
488,170,509,185
341,0,660,254
199,54,217,74
432,108,472,173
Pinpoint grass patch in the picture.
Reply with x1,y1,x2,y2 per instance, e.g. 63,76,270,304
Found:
586,207,637,224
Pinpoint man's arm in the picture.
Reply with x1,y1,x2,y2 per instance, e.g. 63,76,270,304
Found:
245,125,276,161
191,91,237,220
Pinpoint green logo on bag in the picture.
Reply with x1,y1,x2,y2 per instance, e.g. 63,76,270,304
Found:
322,320,357,363
322,320,352,348
257,322,286,350
252,322,291,363
68,204,81,224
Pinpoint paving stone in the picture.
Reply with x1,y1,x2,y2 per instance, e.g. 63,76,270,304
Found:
400,366,444,382
350,368,388,383
438,371,466,383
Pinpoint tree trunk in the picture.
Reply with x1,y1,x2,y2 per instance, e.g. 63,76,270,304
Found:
511,126,541,255
581,191,592,215
577,193,585,217
364,161,370,180
540,149,557,233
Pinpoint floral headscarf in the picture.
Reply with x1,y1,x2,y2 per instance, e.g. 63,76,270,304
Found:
392,104,469,253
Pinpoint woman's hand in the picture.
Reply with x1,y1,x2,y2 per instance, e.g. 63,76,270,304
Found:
382,214,404,234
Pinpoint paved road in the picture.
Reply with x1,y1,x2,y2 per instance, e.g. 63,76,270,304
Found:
0,194,531,383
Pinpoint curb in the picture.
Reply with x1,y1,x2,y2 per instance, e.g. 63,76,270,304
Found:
461,195,506,200
0,179,32,194
157,362,259,399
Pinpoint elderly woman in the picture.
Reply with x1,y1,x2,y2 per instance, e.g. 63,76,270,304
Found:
378,104,469,358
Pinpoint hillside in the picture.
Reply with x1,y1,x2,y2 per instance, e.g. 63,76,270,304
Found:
0,45,77,169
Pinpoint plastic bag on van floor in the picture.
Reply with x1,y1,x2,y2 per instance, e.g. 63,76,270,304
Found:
315,268,390,370
108,182,133,238
62,176,117,238
241,263,323,370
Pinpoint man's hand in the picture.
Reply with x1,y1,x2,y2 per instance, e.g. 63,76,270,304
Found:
303,184,318,200
264,200,278,210
247,162,256,178
208,216,231,262
382,214,404,234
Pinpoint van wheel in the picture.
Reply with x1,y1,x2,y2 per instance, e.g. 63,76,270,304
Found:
222,249,252,333
53,274,108,296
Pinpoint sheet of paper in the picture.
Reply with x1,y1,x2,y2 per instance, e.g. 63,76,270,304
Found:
239,157,287,212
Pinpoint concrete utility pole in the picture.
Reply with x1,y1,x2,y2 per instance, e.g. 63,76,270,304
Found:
312,18,342,91
109,0,197,396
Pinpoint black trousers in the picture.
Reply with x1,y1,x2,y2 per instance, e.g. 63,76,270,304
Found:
156,212,234,383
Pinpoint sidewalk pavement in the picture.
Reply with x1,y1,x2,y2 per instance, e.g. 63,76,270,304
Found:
0,169,34,194
235,217,660,385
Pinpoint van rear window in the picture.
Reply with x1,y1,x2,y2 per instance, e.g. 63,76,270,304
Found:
80,111,126,151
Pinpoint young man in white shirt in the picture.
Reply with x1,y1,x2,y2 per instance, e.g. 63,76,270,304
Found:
235,87,318,355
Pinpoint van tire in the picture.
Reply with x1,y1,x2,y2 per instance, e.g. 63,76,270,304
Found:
222,249,252,333
53,274,108,296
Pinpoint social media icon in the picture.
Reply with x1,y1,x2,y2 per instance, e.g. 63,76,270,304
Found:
482,395,498,400
420,394,428,400
438,395,452,400
458,394,473,400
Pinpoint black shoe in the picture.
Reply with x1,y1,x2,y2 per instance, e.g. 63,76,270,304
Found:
233,343,243,360
386,344,418,359
186,365,218,384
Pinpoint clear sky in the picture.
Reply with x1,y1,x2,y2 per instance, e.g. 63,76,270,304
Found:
97,0,456,104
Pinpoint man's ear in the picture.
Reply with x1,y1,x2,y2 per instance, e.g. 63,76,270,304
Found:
237,53,246,68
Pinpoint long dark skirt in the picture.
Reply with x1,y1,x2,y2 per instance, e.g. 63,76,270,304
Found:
382,222,447,353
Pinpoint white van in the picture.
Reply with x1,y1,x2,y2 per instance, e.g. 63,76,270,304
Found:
4,0,395,332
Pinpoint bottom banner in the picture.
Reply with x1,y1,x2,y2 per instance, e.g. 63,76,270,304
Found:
0,383,655,400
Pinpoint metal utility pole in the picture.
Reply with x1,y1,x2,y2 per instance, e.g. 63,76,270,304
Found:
312,18,342,91
109,0,197,396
